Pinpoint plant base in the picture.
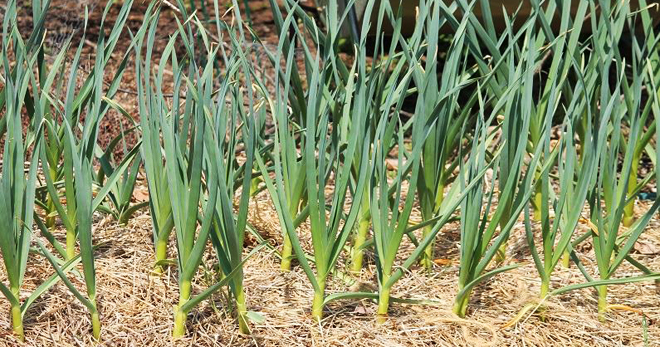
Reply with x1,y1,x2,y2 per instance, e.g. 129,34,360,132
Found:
280,235,293,272
173,281,191,338
153,239,168,274
91,311,101,340
66,229,76,260
496,242,507,263
452,295,469,318
419,225,434,271
376,287,391,324
562,250,570,268
350,217,370,274
622,215,635,228
11,304,24,341
172,307,187,338
311,287,325,322
236,289,250,334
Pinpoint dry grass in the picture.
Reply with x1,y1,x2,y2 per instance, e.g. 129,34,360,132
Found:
0,191,658,346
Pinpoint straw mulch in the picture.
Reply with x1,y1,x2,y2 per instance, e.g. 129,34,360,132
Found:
0,188,658,347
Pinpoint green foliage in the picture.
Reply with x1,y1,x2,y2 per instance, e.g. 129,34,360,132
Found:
1,0,659,341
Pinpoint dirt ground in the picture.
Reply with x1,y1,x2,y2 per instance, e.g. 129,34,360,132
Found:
1,1,660,346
